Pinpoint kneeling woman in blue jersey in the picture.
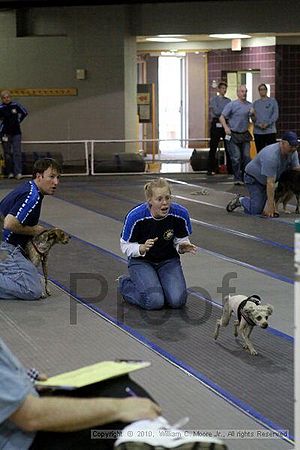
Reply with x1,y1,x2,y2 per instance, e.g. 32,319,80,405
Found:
118,178,197,310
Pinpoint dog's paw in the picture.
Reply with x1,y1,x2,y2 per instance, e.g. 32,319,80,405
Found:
249,348,258,356
243,343,258,355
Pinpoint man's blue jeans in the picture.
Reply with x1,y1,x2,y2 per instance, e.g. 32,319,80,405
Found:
229,140,251,182
0,242,42,300
2,134,22,176
240,174,267,215
119,257,187,310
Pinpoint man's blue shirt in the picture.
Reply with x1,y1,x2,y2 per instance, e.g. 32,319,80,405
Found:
0,181,43,248
245,143,300,184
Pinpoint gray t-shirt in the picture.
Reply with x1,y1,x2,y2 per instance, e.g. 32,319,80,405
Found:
210,95,231,118
252,97,279,135
0,338,37,450
245,142,300,185
221,99,252,132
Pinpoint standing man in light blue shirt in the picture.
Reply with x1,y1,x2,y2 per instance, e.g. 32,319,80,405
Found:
219,85,254,185
226,131,300,217
207,82,231,175
252,83,279,153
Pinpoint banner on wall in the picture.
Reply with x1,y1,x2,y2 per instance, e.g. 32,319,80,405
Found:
137,84,153,123
0,88,78,96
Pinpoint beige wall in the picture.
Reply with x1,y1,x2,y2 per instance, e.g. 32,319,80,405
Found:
1,1,300,152
187,53,207,147
0,6,137,151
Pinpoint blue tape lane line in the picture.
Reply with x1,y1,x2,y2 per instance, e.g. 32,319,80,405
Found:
56,178,297,228
187,288,293,342
198,247,293,285
41,221,292,287
191,217,293,252
174,194,296,244
55,188,294,253
49,279,294,444
41,219,293,342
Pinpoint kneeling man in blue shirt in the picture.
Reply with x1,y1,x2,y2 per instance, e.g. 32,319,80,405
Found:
0,158,61,300
226,131,300,217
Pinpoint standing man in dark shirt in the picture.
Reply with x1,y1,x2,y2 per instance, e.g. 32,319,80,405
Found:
0,90,28,180
207,82,232,175
0,158,61,300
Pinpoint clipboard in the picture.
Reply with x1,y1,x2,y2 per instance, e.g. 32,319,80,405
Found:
36,360,150,390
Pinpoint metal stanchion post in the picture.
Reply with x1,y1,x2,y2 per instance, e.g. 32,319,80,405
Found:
295,219,300,449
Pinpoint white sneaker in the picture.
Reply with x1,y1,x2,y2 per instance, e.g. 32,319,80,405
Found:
15,173,23,180
114,416,227,449
7,173,14,179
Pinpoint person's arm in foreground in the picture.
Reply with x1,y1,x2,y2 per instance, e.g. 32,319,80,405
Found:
10,394,161,433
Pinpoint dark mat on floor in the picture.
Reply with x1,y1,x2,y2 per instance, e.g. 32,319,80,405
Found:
47,235,293,437
54,179,294,279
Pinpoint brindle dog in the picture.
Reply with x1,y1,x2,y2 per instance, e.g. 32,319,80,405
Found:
25,228,70,297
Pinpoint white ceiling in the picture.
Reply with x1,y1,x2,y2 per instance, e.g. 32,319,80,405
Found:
136,32,300,52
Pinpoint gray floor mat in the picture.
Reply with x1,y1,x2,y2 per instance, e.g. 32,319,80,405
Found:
46,235,293,438
0,288,292,450
54,180,295,279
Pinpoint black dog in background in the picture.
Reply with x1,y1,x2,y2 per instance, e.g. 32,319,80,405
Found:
275,169,300,214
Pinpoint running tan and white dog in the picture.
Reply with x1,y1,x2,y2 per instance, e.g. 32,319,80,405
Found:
25,228,70,297
214,294,273,355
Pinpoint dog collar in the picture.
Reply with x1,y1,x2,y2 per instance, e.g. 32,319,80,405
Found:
31,230,49,257
31,240,46,257
238,295,261,326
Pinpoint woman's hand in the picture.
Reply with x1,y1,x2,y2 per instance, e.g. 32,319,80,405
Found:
178,242,198,254
139,238,158,255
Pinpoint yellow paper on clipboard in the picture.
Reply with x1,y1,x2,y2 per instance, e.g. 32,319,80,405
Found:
36,361,150,390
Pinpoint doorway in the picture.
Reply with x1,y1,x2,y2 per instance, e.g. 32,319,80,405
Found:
158,55,186,153
222,70,261,102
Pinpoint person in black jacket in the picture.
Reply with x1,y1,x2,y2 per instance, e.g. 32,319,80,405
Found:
0,90,28,180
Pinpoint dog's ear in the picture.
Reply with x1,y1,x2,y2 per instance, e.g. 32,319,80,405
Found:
47,229,58,240
266,304,273,315
244,304,255,313
250,294,261,302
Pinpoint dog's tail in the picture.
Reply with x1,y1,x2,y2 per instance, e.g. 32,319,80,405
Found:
222,294,230,306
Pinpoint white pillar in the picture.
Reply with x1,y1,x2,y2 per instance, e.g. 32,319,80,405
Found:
295,220,300,449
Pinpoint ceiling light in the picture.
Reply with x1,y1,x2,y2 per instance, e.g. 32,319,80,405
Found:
209,33,251,39
158,35,184,37
146,37,187,43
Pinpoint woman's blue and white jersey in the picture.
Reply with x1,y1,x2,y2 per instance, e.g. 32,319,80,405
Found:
121,202,192,262
0,181,43,249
